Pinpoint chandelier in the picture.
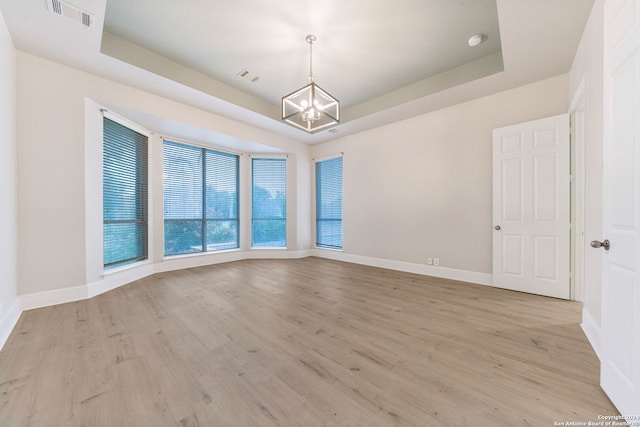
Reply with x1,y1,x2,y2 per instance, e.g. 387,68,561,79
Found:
282,35,340,133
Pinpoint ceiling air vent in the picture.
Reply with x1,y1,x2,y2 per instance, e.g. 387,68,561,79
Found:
237,69,260,83
47,0,95,28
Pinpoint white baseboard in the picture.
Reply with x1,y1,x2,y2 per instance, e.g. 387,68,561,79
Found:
311,249,493,286
154,250,246,274
0,297,21,350
245,249,312,260
581,307,602,360
88,262,156,298
155,249,312,274
20,285,87,311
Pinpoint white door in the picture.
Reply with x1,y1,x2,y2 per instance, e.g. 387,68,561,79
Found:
599,0,640,416
492,114,570,299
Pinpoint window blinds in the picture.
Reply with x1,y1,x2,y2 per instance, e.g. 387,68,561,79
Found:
252,158,286,247
163,140,239,255
163,141,203,255
316,156,343,249
103,117,148,268
205,150,239,251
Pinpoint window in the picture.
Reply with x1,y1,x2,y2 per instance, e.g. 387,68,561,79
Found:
103,117,148,268
163,140,239,256
316,156,343,249
252,158,286,247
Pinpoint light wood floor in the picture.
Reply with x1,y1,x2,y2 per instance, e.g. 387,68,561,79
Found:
0,258,617,426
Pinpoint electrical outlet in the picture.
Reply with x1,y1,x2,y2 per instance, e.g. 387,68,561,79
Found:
427,257,433,265
434,258,440,266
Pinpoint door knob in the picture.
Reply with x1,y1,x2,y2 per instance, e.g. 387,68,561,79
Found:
494,225,501,230
590,239,610,250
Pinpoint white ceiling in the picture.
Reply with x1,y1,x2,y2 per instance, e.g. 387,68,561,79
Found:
103,0,502,110
0,0,594,145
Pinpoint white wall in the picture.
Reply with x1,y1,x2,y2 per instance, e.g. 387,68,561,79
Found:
569,0,604,353
16,52,311,299
312,75,569,279
0,9,19,345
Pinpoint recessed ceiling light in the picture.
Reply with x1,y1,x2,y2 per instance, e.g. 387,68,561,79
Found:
467,34,486,47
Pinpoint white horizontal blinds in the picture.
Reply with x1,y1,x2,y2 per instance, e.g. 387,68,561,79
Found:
163,141,203,255
205,150,239,251
162,139,239,256
103,117,148,268
316,156,343,249
252,158,286,247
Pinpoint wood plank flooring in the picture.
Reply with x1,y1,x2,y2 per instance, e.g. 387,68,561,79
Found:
0,257,618,426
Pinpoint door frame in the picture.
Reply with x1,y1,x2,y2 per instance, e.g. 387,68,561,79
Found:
570,77,587,302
